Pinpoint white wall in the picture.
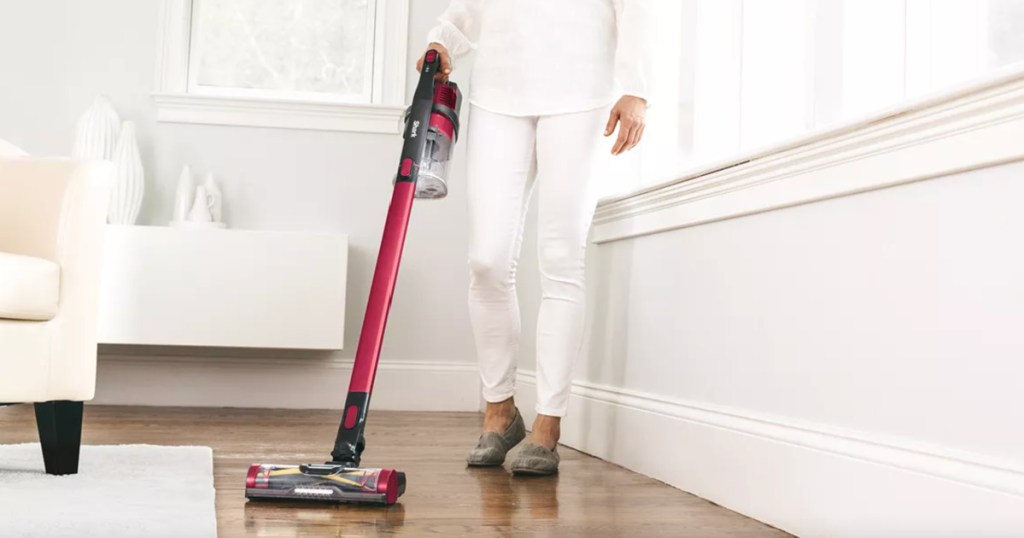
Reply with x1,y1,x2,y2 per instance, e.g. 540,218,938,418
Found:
0,0,493,408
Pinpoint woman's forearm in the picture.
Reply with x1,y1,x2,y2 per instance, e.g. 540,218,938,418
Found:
613,0,656,103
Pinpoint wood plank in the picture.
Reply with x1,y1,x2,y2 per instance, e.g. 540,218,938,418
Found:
0,405,788,537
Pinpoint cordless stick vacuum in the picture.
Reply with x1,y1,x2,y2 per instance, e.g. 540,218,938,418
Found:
244,50,461,506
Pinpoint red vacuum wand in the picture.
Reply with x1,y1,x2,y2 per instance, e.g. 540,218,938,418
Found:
245,50,462,506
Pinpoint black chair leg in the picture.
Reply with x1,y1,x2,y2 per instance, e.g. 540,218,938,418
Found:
34,401,84,476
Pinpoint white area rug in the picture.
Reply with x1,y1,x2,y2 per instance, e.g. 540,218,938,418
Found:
0,444,217,537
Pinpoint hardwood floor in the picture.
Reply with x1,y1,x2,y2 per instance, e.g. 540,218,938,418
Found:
0,405,787,537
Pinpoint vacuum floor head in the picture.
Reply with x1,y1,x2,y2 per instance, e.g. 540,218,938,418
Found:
245,463,406,505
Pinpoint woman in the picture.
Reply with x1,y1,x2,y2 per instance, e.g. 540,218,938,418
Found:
419,0,653,475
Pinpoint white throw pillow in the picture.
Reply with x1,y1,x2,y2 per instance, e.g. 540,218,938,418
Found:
0,138,28,157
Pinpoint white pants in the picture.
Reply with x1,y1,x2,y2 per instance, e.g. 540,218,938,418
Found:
466,104,609,417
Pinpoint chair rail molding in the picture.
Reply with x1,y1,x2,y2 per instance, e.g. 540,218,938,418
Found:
152,0,409,134
593,67,1024,243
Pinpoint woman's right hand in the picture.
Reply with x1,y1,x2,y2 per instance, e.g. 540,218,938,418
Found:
417,43,453,79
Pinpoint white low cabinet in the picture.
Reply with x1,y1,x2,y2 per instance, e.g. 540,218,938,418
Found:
98,226,347,349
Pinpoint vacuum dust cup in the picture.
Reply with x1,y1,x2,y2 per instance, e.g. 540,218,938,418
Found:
397,80,462,199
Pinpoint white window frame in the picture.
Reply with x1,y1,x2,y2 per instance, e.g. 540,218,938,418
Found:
153,0,409,134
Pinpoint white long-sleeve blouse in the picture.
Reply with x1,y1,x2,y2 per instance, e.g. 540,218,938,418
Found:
426,0,654,117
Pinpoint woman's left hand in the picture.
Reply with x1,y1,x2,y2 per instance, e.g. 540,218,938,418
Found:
605,96,647,155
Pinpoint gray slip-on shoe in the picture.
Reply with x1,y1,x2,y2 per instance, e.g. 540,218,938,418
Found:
466,408,526,467
509,442,560,476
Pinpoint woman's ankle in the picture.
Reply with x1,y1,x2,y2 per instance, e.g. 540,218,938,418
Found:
482,397,516,433
529,414,561,449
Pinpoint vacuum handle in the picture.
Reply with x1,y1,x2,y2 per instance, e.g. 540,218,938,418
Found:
421,48,443,79
396,50,443,184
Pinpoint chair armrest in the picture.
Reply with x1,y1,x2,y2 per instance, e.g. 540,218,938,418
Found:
0,158,111,261
51,159,113,400
0,157,113,401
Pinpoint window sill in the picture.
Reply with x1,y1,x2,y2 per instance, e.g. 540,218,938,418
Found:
152,93,406,134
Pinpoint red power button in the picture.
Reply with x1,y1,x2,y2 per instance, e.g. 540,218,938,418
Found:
344,405,358,429
400,158,413,177
425,50,437,62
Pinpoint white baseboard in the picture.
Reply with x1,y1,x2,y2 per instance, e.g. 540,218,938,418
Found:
516,371,1024,537
94,353,480,411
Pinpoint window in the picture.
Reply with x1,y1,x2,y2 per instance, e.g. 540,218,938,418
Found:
636,0,1024,187
189,0,376,103
153,0,409,133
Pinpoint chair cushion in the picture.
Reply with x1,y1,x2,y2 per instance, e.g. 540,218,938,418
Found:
0,251,60,321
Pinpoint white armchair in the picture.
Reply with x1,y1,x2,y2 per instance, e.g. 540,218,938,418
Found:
0,148,111,475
